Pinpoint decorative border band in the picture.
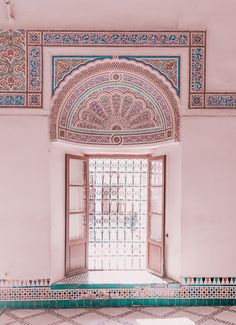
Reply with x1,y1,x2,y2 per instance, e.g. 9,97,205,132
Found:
2,277,235,288
1,277,236,306
0,94,26,107
0,29,235,109
42,31,190,47
0,298,235,308
0,278,50,288
0,285,236,303
182,277,236,286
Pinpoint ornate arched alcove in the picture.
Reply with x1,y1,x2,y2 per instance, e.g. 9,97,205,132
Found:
50,58,180,145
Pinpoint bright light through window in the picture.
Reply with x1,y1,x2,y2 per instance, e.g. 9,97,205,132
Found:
88,158,148,270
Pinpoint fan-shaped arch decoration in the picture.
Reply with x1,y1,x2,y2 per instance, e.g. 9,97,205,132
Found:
50,58,180,145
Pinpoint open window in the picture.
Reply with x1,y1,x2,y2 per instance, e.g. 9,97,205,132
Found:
65,154,166,277
148,156,166,276
65,154,88,276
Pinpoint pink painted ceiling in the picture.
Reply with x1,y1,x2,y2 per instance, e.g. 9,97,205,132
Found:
0,0,235,32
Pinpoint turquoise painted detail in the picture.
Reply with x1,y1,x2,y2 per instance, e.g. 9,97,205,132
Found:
0,299,235,309
51,281,181,290
44,32,189,47
51,55,113,95
51,283,172,290
183,277,236,286
51,55,181,96
67,83,166,134
120,55,181,96
0,95,25,107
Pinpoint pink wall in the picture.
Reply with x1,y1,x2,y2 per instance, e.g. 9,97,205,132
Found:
0,116,50,280
0,0,236,283
181,116,236,276
2,115,236,281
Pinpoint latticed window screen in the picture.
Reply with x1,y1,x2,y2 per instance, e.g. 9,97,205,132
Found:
88,158,148,270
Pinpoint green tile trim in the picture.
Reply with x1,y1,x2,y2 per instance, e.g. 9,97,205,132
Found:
12,286,50,288
0,299,235,309
50,283,169,290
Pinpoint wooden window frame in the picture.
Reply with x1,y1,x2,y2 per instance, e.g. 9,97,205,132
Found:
65,153,166,277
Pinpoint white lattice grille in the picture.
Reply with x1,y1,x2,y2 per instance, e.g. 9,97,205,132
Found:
89,158,148,270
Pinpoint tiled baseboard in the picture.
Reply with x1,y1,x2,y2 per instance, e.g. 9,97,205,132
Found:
0,298,236,309
0,286,236,308
1,277,236,308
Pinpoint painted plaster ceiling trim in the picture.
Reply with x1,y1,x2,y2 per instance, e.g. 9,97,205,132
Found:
0,30,235,110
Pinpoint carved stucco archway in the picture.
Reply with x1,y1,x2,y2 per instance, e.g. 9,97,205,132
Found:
50,58,180,145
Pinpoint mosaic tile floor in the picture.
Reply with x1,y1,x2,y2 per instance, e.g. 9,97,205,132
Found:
55,271,173,285
1,306,236,325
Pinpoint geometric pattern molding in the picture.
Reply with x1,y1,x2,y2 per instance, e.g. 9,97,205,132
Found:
0,30,26,92
50,58,180,145
1,277,236,307
1,276,235,288
52,55,180,96
182,277,236,286
127,56,180,96
0,278,50,288
0,30,236,109
52,55,111,95
1,285,236,306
